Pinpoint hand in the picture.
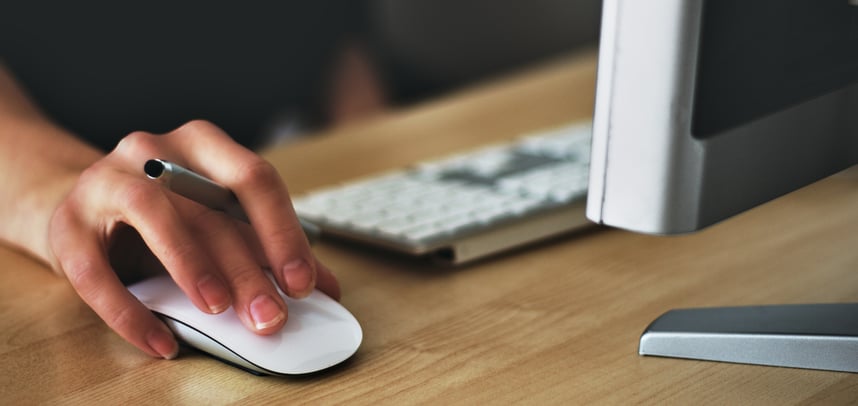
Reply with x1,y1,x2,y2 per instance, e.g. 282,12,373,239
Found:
48,120,340,359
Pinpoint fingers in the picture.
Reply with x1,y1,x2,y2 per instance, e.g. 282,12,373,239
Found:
97,169,233,316
111,123,338,305
235,222,341,301
67,163,236,315
159,120,318,299
185,205,288,334
50,203,178,359
49,120,342,360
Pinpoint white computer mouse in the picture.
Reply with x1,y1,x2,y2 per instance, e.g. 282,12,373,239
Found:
127,275,362,375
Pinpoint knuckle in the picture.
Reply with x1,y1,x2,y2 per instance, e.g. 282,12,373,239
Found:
235,157,280,186
103,303,137,334
117,180,162,214
75,164,110,194
114,131,156,156
159,238,199,271
173,119,219,137
63,257,144,339
188,205,225,226
224,263,264,289
264,223,308,256
268,224,301,246
62,255,103,294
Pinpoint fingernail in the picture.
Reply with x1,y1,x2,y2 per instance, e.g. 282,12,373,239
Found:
147,325,179,360
250,294,285,331
281,259,314,297
197,274,231,313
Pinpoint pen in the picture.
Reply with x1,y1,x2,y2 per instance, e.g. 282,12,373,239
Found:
144,159,320,243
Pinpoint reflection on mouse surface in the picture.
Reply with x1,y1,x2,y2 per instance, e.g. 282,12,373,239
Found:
128,275,362,375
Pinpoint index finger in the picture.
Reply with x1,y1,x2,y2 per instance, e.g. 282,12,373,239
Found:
161,120,317,298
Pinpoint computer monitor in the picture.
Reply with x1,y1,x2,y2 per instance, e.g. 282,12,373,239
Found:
586,0,858,372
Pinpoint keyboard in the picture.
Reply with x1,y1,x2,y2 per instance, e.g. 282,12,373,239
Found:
292,121,593,264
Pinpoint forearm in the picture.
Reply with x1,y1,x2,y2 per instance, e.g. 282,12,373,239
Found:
0,65,102,270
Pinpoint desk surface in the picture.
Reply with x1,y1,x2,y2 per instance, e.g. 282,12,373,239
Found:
4,52,858,404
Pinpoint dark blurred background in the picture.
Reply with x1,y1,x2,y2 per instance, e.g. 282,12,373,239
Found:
0,1,601,150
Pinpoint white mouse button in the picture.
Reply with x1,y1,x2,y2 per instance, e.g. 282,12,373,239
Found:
128,275,362,375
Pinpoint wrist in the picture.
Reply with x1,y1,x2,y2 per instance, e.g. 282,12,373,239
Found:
0,120,101,271
0,66,104,270
15,171,82,271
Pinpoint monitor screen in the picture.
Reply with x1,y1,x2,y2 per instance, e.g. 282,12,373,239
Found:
586,0,858,234
693,1,858,138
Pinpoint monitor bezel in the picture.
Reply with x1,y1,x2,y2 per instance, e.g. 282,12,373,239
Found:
586,0,858,234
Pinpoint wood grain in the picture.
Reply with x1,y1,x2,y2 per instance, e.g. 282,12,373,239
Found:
3,50,858,404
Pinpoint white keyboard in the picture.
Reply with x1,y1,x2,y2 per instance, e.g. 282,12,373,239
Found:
292,121,593,264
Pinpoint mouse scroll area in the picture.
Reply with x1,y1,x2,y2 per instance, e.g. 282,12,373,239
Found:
128,275,363,375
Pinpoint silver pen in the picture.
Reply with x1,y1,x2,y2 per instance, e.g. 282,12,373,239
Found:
144,159,320,242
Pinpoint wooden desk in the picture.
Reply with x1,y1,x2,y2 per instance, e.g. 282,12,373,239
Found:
4,51,858,404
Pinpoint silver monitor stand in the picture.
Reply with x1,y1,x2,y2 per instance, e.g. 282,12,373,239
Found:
639,304,858,373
